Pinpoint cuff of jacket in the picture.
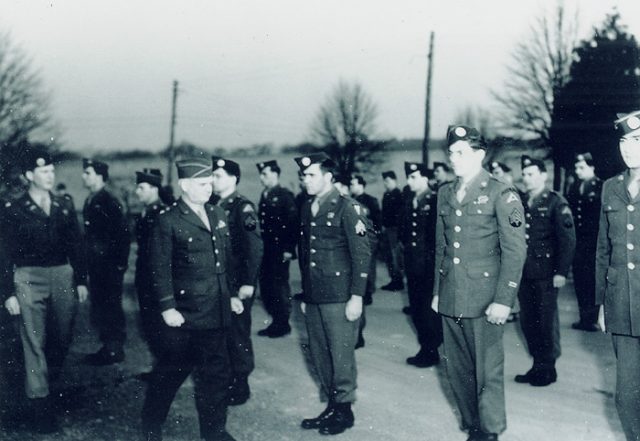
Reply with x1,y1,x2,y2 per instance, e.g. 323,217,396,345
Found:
158,295,177,312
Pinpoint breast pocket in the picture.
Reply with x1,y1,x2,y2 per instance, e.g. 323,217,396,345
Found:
603,203,624,236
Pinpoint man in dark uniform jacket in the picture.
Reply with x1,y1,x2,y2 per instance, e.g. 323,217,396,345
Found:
81,158,130,365
256,160,298,337
295,153,370,436
1,148,88,433
134,168,166,359
596,110,640,441
211,156,263,406
432,126,527,441
566,152,602,331
515,156,576,387
141,158,238,441
400,162,442,368
380,171,405,291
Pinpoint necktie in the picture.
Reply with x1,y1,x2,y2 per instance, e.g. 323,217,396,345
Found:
579,181,585,195
456,183,466,203
197,207,211,230
311,198,320,217
629,179,640,199
412,197,418,209
39,195,51,216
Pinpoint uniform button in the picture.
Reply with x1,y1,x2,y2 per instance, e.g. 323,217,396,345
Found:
412,222,417,227
483,272,489,277
455,209,462,216
179,289,185,295
454,226,461,232
629,262,635,270
526,213,531,218
310,262,316,267
412,213,417,217
311,249,316,254
525,234,530,239
311,235,316,240
577,207,582,211
577,215,582,219
412,232,417,236
525,223,530,229
453,242,460,248
327,222,332,226
411,242,417,247
311,222,316,226
216,262,220,267
629,205,635,212
477,209,482,214
628,224,635,231
628,243,634,250
85,220,90,225
453,257,461,264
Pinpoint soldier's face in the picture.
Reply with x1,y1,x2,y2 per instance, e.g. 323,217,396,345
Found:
620,135,640,169
212,169,236,194
448,141,485,178
350,179,364,196
433,166,447,183
383,177,396,191
491,167,504,178
259,167,279,188
135,182,159,205
180,177,213,204
574,161,595,181
303,164,332,196
407,171,428,193
82,167,100,189
521,166,547,192
26,164,55,191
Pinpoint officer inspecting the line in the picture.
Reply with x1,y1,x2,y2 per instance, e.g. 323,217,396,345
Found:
211,156,263,406
1,148,89,433
596,110,640,441
400,162,442,368
134,168,166,359
514,156,575,387
256,160,298,337
432,125,527,441
81,158,131,365
141,158,239,441
380,171,405,291
566,152,602,332
296,153,370,436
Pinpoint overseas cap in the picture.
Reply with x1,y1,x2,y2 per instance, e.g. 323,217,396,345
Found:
521,155,546,172
83,158,109,180
446,125,486,149
136,168,163,187
433,161,451,172
404,161,430,177
294,153,334,171
490,161,511,173
381,170,397,180
256,159,279,172
176,158,213,179
212,156,241,179
615,110,640,138
22,148,53,173
574,152,594,166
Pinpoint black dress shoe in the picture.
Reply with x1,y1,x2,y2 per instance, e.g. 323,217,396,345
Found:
84,347,125,366
514,368,536,383
204,430,237,441
406,351,439,368
319,403,354,435
227,376,250,406
301,405,335,429
467,429,498,441
571,321,599,332
529,369,557,387
381,281,404,291
257,323,291,338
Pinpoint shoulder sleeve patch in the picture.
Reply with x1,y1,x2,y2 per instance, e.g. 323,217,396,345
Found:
509,208,523,227
355,219,367,236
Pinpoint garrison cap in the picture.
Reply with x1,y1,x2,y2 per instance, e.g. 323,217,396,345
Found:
404,161,430,177
381,170,397,180
433,161,451,172
83,158,109,180
615,110,640,138
333,173,351,186
521,155,546,172
446,125,486,149
490,161,511,173
574,152,594,166
212,156,241,179
22,148,53,173
294,153,334,171
176,158,213,179
136,168,163,187
256,160,279,172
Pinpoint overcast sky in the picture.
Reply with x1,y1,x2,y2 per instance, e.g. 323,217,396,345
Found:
1,0,639,152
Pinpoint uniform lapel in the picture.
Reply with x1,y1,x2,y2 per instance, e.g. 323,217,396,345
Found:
177,198,211,232
315,188,339,219
613,172,631,204
459,170,490,207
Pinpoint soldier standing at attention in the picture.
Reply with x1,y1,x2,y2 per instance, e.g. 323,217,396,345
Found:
596,110,640,441
431,125,527,441
296,153,370,436
566,152,602,332
1,148,88,433
141,158,240,441
400,162,442,368
256,160,298,337
134,168,166,360
81,159,130,365
380,171,405,291
211,156,263,406
515,156,576,387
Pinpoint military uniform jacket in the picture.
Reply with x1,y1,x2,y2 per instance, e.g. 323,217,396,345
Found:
83,188,130,268
218,192,263,292
150,199,232,330
299,188,371,304
0,193,88,300
566,177,602,243
399,189,437,275
134,200,166,289
382,188,403,229
353,193,382,234
596,172,640,336
433,170,527,318
521,190,576,280
258,185,298,255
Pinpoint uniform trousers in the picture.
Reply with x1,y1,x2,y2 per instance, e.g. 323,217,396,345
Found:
141,326,230,439
612,333,640,441
227,296,255,378
305,303,359,403
13,265,77,398
382,227,403,284
259,246,291,325
442,315,506,435
573,241,599,325
406,269,442,355
518,278,561,370
88,262,126,349
135,280,163,358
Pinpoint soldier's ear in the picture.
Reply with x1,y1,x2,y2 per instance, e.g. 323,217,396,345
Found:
24,170,35,182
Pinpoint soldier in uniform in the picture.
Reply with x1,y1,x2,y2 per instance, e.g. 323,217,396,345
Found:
256,160,298,337
596,110,640,441
490,161,514,185
515,156,576,387
296,153,370,436
81,159,131,365
141,158,239,441
566,152,602,331
380,171,405,291
1,148,88,433
211,156,263,406
432,125,527,441
400,162,442,367
433,161,453,189
134,168,166,359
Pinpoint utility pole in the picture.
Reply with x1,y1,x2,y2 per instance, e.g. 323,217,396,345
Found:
422,32,434,165
166,80,178,186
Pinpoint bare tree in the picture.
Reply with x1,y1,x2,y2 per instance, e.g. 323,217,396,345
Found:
311,80,386,177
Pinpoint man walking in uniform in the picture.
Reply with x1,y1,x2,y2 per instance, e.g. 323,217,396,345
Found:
596,110,640,441
81,159,130,365
296,153,370,436
400,162,442,367
432,125,527,441
380,171,405,291
2,148,88,433
515,156,576,387
566,152,602,331
211,156,263,406
256,160,298,337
